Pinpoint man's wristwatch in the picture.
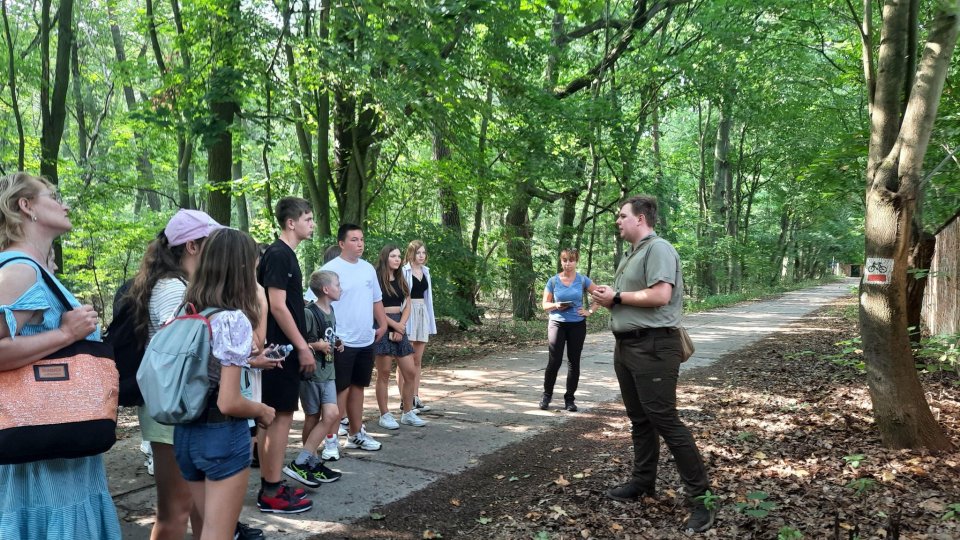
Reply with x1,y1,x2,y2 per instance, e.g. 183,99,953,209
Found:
613,292,622,305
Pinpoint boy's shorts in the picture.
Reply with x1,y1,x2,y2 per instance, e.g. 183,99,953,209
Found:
334,345,375,392
300,378,337,416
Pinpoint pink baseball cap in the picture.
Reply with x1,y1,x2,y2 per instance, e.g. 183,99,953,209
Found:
164,209,224,246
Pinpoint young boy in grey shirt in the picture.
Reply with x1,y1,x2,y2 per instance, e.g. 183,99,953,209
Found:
283,270,345,487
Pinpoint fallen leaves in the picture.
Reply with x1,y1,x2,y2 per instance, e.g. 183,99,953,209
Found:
350,298,960,539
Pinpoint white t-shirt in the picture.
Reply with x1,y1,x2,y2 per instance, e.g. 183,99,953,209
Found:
320,256,382,347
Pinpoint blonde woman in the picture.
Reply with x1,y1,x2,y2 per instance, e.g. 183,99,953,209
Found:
0,172,120,539
400,240,436,412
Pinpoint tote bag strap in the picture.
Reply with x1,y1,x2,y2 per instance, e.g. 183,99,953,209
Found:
0,256,73,312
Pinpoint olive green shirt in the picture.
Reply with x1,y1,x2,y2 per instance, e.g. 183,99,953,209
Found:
611,233,683,332
305,303,337,383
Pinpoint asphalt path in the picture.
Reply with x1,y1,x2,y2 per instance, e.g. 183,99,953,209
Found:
107,278,856,538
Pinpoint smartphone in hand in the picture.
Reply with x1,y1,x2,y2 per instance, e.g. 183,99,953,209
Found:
557,301,572,309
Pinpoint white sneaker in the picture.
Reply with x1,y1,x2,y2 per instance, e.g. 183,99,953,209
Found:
345,430,382,451
337,417,348,437
413,395,431,412
140,441,154,476
321,436,341,461
400,410,426,427
378,412,400,430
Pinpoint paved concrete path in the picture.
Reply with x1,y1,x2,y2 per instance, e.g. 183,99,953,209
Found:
107,279,856,538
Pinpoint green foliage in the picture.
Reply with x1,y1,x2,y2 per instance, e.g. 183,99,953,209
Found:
3,0,951,330
842,454,866,469
778,526,804,540
845,477,877,496
914,333,960,374
694,490,722,511
734,491,777,518
942,503,960,521
820,336,866,372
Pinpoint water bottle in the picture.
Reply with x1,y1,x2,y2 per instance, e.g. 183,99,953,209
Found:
266,344,294,360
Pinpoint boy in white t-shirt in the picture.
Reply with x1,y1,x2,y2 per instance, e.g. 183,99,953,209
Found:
320,224,388,451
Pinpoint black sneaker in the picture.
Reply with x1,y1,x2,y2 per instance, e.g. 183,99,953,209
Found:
564,400,578,412
283,461,320,488
234,521,265,540
684,504,716,533
606,482,652,502
538,393,551,410
311,462,342,483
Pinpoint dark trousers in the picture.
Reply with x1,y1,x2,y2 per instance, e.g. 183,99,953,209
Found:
613,331,709,499
543,319,586,402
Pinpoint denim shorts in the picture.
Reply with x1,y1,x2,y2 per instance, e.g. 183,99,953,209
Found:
300,378,337,416
174,420,252,482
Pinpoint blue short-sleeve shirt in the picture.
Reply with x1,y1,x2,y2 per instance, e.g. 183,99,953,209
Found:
545,273,593,322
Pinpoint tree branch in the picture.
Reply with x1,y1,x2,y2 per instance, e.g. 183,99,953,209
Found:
554,0,688,99
556,17,627,46
896,6,960,196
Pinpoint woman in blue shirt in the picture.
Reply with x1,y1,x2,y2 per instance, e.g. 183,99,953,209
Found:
540,248,598,411
0,172,121,539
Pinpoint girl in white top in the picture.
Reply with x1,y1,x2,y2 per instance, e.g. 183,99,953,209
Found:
400,240,437,412
173,228,276,540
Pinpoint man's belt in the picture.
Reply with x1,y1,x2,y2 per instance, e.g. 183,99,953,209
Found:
613,327,674,340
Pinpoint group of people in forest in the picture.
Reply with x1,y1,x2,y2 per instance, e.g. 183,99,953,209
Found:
0,174,440,539
0,170,713,538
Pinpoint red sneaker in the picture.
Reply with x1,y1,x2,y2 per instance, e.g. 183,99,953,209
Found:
257,485,312,514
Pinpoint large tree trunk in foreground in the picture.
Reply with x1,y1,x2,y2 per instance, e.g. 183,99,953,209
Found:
859,0,957,451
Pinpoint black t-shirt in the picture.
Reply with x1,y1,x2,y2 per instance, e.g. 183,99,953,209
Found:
256,239,306,346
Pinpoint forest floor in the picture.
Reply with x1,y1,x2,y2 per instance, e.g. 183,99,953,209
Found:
340,296,960,540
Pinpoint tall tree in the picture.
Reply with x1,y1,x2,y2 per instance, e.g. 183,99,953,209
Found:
2,0,24,170
204,0,242,225
39,0,75,184
857,0,958,450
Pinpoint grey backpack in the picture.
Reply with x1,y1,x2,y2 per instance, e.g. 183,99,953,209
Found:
137,304,224,425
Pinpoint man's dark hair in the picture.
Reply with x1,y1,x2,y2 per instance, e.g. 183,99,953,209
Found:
337,223,362,242
622,195,658,227
275,197,312,228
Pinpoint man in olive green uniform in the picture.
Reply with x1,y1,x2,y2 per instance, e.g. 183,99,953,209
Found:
591,195,714,533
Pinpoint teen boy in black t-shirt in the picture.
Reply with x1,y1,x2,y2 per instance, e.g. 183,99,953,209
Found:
255,197,315,514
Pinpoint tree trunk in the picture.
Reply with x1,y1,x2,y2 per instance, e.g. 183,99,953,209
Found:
109,2,159,211
506,182,536,321
332,91,376,226
206,96,237,226
71,38,87,166
859,0,957,451
695,101,712,299
905,228,935,343
204,0,241,225
708,101,731,295
2,0,24,170
233,120,249,233
435,129,462,238
39,0,74,185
